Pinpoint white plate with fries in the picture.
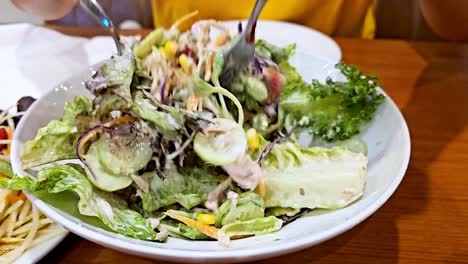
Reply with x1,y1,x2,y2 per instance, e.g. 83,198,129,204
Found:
9,223,67,264
0,190,67,264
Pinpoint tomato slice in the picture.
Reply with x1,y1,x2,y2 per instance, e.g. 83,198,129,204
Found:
0,127,8,151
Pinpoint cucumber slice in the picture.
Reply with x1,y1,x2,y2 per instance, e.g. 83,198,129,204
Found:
96,135,153,175
194,118,247,166
84,143,133,192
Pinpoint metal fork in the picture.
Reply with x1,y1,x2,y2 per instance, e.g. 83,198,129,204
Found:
220,0,267,87
80,0,122,55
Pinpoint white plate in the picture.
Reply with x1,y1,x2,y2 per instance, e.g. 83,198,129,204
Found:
10,51,410,263
222,20,342,62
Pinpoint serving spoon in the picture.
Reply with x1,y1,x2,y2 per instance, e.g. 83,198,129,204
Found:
220,0,267,87
80,0,122,55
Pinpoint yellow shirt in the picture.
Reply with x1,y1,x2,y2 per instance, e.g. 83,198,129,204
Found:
151,0,376,38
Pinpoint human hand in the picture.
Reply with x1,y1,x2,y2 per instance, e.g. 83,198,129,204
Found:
12,0,79,20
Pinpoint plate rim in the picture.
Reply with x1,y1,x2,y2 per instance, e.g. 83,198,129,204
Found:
222,19,342,62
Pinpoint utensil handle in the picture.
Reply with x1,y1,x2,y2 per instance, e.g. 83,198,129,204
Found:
80,0,122,55
244,0,267,42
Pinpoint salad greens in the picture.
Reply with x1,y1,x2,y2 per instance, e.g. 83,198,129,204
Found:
260,144,367,209
216,191,265,226
85,48,135,105
21,96,92,169
218,216,283,244
0,163,161,240
279,62,385,141
140,167,218,212
160,210,209,240
255,40,296,63
4,20,384,244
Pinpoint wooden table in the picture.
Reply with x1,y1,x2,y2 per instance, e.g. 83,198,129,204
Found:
39,26,468,263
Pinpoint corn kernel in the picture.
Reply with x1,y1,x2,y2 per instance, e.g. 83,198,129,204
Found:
158,47,165,57
246,128,259,150
197,213,216,225
178,54,193,73
163,40,179,59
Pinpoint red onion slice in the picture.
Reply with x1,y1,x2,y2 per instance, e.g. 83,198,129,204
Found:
255,56,280,72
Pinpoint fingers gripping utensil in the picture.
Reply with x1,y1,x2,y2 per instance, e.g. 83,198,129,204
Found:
80,0,123,56
220,0,267,87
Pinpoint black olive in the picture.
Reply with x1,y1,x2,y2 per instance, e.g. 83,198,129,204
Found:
13,96,36,125
17,96,36,112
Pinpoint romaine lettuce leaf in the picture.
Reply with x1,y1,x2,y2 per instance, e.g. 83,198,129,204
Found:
178,223,210,240
158,221,209,240
62,96,93,123
255,40,296,63
158,222,186,239
261,143,367,209
266,207,301,217
165,209,200,220
21,96,92,169
84,53,135,104
0,161,14,178
279,63,384,141
132,94,182,140
216,191,265,226
132,91,215,141
160,210,210,240
0,164,36,190
218,216,283,244
92,92,130,116
308,136,368,156
0,164,160,240
141,167,218,212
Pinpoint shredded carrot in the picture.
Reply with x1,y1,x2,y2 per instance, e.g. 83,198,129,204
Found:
6,191,27,203
0,127,7,151
257,180,266,198
165,212,219,239
265,123,280,134
214,33,228,47
170,10,199,30
186,93,200,112
164,78,173,101
5,127,12,155
197,96,203,112
204,52,215,81
217,175,229,181
231,235,251,240
244,111,254,121
103,115,137,127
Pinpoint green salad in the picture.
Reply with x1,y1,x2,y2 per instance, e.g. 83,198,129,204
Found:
0,20,384,244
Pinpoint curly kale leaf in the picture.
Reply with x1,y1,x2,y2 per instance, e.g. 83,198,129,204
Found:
279,63,385,141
